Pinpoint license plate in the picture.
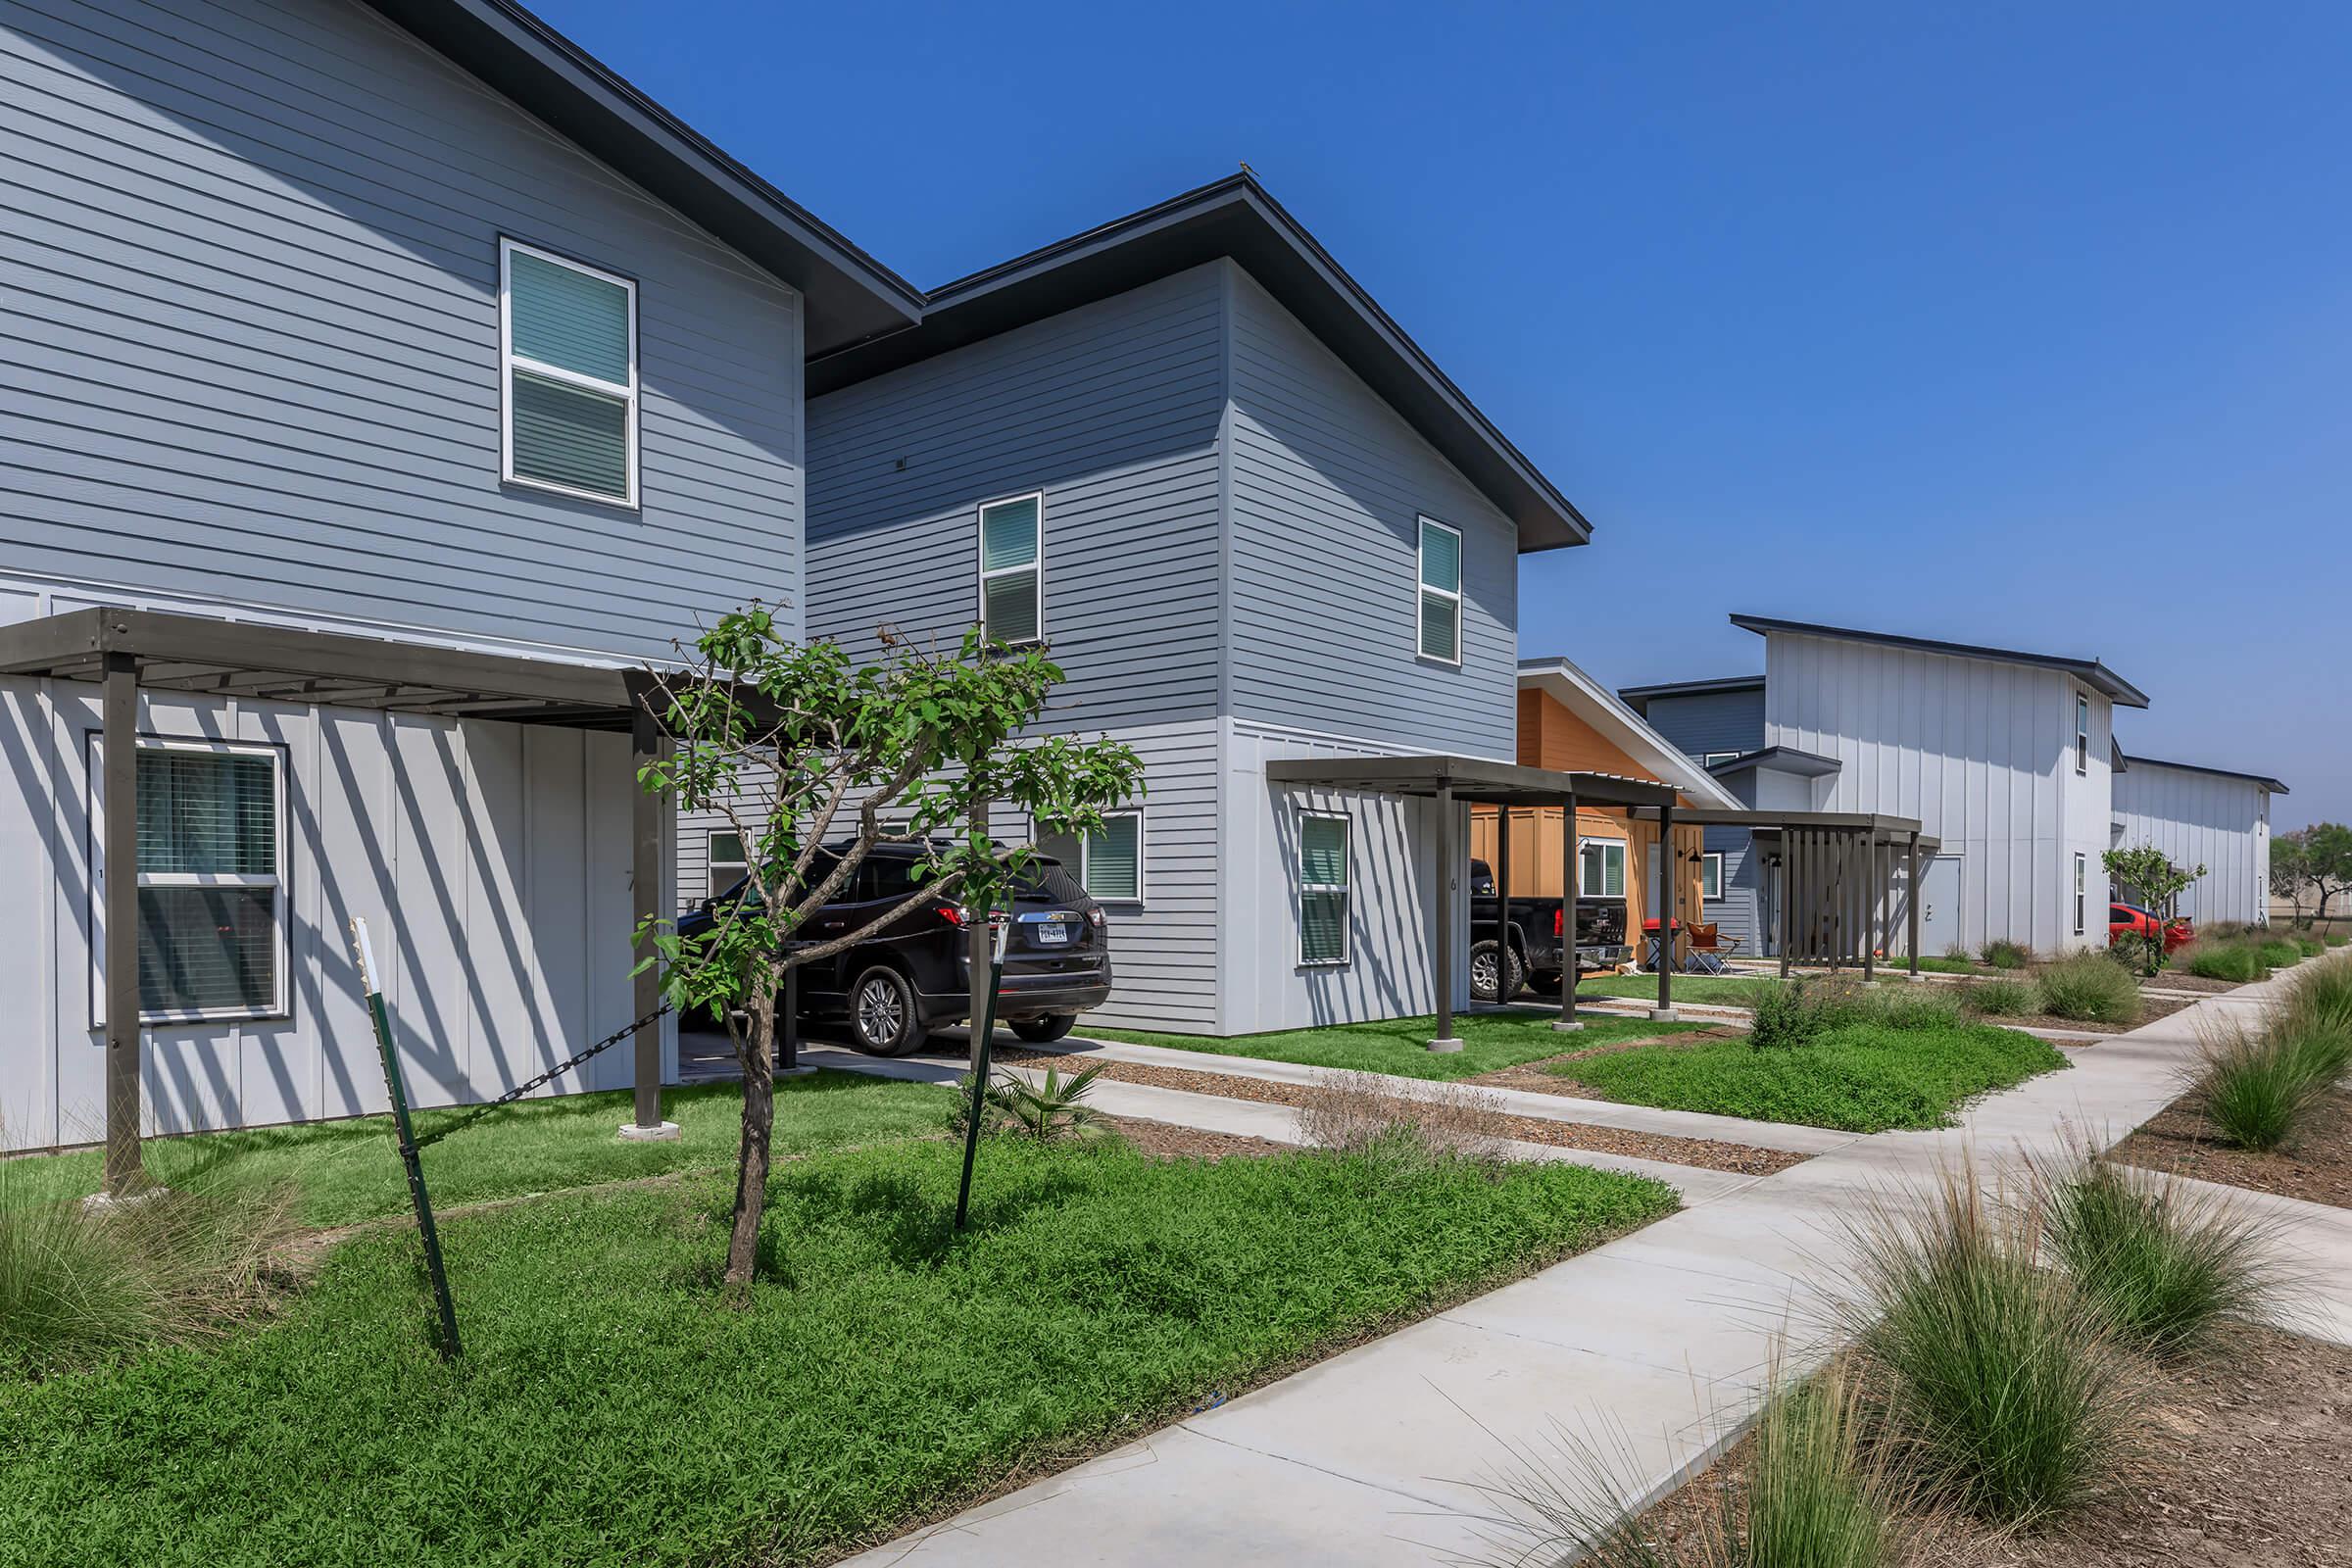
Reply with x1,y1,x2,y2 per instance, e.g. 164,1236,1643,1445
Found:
1035,921,1071,946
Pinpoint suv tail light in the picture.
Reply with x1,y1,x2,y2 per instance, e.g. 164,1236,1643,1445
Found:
936,903,968,927
1553,907,1564,937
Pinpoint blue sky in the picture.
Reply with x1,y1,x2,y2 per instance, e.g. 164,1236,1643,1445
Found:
543,1,2348,825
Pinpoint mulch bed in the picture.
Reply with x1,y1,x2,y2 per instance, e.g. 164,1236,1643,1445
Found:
2108,1086,2352,1210
1001,1045,1804,1177
1096,1113,1287,1162
1631,1324,2352,1568
2138,970,2247,996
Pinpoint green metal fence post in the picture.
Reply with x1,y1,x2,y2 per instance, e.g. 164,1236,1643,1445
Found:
351,918,462,1360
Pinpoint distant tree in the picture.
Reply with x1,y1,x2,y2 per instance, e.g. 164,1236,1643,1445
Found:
636,609,1143,1292
2102,844,2203,974
2306,822,2352,925
2270,828,2313,925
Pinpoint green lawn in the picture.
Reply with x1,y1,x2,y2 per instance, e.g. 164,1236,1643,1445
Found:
1,1073,950,1227
1083,1009,1710,1080
1573,973,1782,1005
0,1138,1674,1568
1562,1020,2070,1132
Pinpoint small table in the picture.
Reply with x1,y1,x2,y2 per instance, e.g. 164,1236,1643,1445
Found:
1639,917,1686,973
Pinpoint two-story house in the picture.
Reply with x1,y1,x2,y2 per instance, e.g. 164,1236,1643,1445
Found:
2111,753,2283,925
1628,616,2152,959
0,0,923,1160
777,177,1591,1036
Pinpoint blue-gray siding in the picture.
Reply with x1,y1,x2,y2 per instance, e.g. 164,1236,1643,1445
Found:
1635,687,1765,761
1226,269,1517,759
1,0,805,658
805,265,1225,731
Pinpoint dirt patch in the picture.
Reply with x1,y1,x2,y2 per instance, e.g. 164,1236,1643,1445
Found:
1000,1047,1803,1177
1631,1324,2352,1568
2109,1086,2352,1209
1097,1113,1286,1162
2139,970,2247,996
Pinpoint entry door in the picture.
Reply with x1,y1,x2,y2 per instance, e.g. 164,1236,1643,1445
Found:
1917,855,1963,958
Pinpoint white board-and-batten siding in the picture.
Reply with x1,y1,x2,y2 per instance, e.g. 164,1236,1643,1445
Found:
2112,761,2273,924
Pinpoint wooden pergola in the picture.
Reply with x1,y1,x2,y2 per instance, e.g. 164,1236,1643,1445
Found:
1621,807,1940,979
1265,756,1679,1048
0,607,677,1196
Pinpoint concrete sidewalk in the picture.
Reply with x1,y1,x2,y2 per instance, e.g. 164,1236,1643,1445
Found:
840,957,2352,1568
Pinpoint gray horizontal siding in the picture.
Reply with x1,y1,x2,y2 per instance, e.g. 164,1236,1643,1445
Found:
1225,267,1517,759
1637,688,1764,762
807,267,1226,734
1,0,805,656
1700,824,1763,955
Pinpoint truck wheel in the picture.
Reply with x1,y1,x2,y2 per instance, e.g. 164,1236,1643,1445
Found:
1522,969,1561,997
1469,940,1525,1004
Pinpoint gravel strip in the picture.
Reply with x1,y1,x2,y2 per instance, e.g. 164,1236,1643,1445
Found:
998,1049,1805,1177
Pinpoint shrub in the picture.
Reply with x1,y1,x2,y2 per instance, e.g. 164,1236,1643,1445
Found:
2032,953,2143,1026
1964,978,2035,1017
2254,936,2304,969
1869,983,1964,1032
2180,939,2268,984
2293,934,2327,958
1982,939,2034,970
2035,1151,2282,1358
2195,1020,2328,1152
1295,1072,1509,1167
0,1175,295,1378
2277,957,2352,1043
2328,935,2349,949
1748,980,1822,1051
1843,1163,2138,1526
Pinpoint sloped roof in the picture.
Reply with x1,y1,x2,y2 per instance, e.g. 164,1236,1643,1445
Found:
1517,659,1744,808
1729,614,2151,708
2118,752,2288,796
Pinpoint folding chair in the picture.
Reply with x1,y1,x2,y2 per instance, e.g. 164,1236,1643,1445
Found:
1685,920,1741,975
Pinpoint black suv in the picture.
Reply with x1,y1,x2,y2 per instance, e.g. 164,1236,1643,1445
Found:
677,843,1113,1056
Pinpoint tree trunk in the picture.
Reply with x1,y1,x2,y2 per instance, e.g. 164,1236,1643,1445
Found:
723,964,782,1292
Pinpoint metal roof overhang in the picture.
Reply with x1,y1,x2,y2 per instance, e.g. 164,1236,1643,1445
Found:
1623,805,1941,855
809,175,1591,552
1265,755,1677,808
0,608,645,729
1730,614,2151,709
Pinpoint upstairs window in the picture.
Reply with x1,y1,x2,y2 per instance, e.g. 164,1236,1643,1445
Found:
979,494,1044,644
501,238,638,506
1417,516,1462,663
1702,752,1740,769
708,830,748,896
98,740,287,1021
1298,811,1350,965
1578,838,1627,900
2075,692,2090,775
1037,810,1144,904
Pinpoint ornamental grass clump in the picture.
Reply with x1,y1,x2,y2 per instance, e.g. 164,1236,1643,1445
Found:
2193,1018,2327,1152
2032,953,2143,1026
1747,981,1821,1051
1868,983,1964,1032
1295,1072,1510,1169
2180,938,2268,984
1982,939,2034,971
2034,1148,2284,1359
1963,978,2034,1017
1840,1162,2138,1528
2276,956,2352,1050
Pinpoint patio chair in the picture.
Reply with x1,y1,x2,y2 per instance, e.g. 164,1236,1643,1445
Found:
1684,920,1741,975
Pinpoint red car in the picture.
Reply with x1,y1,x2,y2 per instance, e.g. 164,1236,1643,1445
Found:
2109,902,2192,954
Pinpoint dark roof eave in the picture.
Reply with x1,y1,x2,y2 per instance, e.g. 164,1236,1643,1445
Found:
361,0,924,356
1707,745,1841,779
2119,753,2289,795
1730,614,2152,708
1614,674,1768,710
808,174,1591,552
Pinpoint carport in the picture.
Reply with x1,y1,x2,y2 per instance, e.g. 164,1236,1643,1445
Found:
0,607,677,1196
1264,756,1679,1050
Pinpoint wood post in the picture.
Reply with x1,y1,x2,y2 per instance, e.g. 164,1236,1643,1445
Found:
1778,832,1792,979
1653,801,1676,1018
1555,792,1581,1031
1907,831,1921,976
1431,783,1459,1050
628,693,667,1133
1863,833,1878,981
101,651,143,1196
1494,805,1512,1000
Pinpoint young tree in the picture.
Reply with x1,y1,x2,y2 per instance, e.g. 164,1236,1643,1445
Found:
2101,844,2203,974
2270,828,2312,926
636,608,1143,1291
2308,822,2352,925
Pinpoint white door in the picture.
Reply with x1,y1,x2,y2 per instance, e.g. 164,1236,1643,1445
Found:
1917,855,1963,958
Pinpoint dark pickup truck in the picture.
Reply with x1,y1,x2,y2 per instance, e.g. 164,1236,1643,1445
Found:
1468,858,1632,1003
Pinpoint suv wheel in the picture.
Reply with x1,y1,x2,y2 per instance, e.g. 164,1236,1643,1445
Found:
848,965,926,1056
1469,939,1525,1004
1011,1014,1077,1045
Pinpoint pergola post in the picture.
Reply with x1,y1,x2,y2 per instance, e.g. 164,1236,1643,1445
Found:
1863,833,1878,981
101,651,144,1197
1651,800,1677,1021
1553,790,1582,1032
621,691,678,1142
1494,805,1512,1004
1777,835,1792,979
1906,831,1921,977
1429,782,1462,1052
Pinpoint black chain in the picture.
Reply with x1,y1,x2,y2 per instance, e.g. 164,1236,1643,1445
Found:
413,1003,673,1149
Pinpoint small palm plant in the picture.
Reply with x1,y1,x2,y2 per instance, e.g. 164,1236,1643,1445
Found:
981,1061,1110,1144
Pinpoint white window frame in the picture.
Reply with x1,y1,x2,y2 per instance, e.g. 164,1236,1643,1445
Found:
1298,808,1351,967
90,734,291,1026
1701,752,1740,769
1578,837,1628,900
2074,852,2087,935
976,491,1047,646
1055,809,1145,906
1415,515,1463,666
707,829,749,895
2074,691,2089,776
1701,852,1725,901
499,236,641,509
